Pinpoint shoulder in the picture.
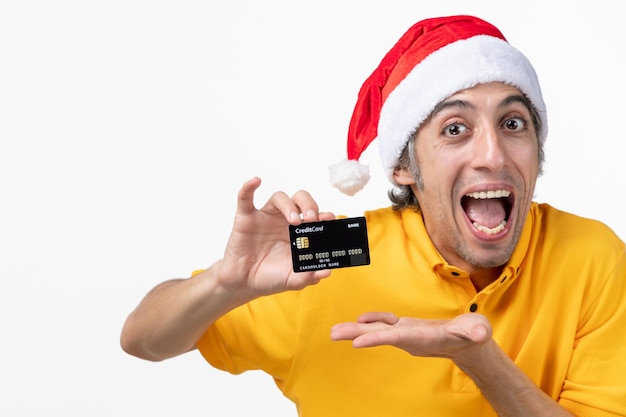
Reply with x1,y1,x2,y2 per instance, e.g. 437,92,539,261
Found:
531,202,624,260
361,206,412,243
362,206,402,222
533,203,621,239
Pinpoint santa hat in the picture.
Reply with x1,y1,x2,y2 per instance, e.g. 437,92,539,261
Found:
329,15,548,196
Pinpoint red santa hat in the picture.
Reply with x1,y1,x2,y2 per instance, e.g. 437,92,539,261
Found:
329,15,548,196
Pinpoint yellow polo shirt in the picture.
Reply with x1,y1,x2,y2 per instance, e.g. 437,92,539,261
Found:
197,203,626,417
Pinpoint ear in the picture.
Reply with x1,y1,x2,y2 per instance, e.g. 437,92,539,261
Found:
393,166,415,185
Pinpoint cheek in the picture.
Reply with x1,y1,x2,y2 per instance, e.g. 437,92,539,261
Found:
413,180,454,216
510,139,540,166
513,151,540,184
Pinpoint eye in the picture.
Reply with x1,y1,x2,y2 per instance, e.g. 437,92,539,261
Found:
502,117,526,132
442,122,469,137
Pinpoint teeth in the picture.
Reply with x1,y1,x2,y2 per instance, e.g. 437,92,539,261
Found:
473,220,507,235
466,190,511,199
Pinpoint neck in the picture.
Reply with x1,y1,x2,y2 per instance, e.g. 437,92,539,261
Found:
469,266,503,292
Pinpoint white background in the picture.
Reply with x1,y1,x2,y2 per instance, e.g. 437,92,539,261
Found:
1,1,624,416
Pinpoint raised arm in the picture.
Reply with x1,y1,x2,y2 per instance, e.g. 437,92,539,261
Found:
120,177,334,361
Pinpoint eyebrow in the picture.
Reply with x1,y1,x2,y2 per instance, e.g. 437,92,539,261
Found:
501,94,534,114
429,93,532,119
429,99,474,119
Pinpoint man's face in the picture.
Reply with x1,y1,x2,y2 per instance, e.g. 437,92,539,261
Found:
395,82,540,275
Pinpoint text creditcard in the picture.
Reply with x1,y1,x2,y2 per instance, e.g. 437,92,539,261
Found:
289,217,370,272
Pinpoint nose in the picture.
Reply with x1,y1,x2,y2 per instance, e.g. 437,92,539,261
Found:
469,123,508,172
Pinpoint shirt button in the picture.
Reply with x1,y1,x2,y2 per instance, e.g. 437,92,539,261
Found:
469,303,478,312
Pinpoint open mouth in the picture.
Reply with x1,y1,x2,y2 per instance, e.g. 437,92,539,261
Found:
461,190,513,235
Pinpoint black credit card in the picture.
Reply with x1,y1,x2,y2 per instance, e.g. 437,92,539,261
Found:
288,216,370,272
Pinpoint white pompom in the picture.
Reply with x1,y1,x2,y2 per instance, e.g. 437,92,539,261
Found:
329,159,370,196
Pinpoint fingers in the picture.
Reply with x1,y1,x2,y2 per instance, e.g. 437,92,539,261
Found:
263,188,333,225
330,322,361,341
283,189,321,224
236,177,263,216
331,321,399,348
237,177,335,224
358,312,399,325
330,312,398,342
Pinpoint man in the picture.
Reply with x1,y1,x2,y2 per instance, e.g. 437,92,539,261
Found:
121,15,626,416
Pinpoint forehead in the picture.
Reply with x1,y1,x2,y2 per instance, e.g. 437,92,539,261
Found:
429,82,530,117
445,82,524,103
